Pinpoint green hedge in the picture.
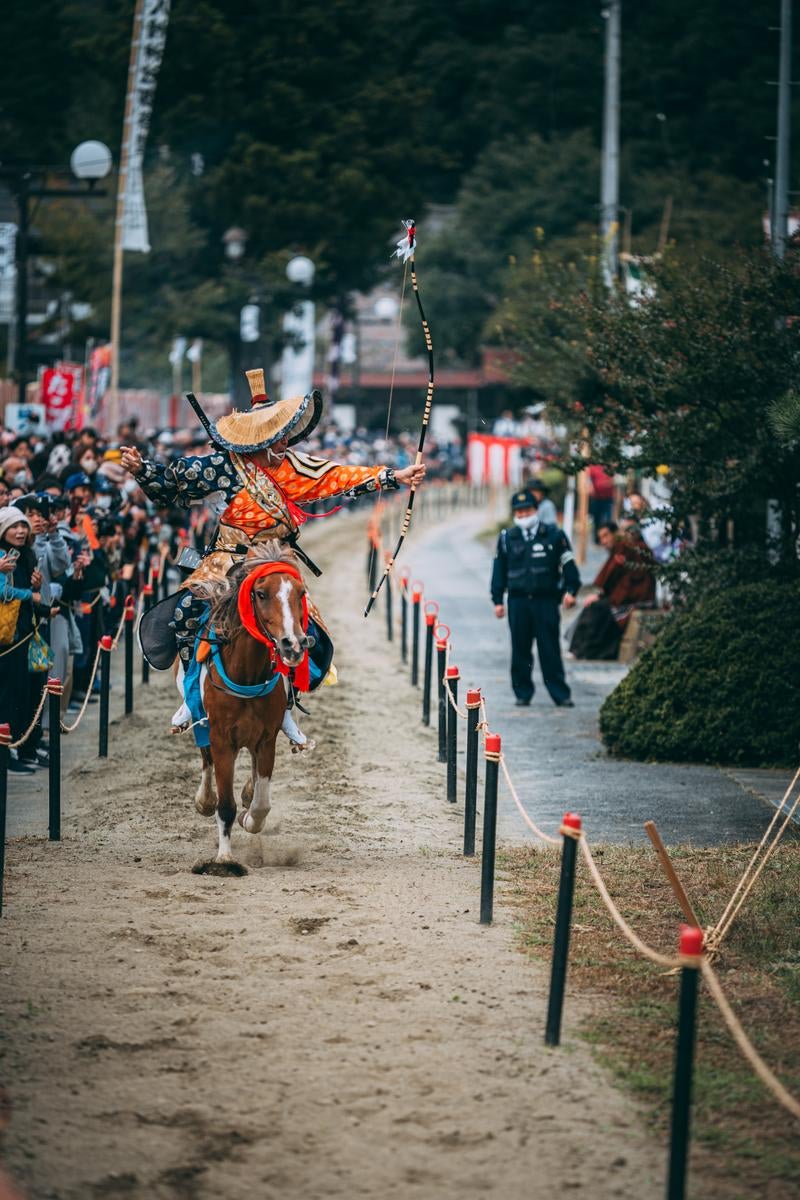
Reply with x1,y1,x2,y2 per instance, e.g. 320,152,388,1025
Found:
599,581,800,767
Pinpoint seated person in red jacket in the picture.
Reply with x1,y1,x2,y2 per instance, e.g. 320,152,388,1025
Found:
568,522,656,659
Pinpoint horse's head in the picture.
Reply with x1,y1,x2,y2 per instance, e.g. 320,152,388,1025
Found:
250,569,310,667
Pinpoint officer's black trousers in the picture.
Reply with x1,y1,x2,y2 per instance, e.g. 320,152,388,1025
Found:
507,595,571,705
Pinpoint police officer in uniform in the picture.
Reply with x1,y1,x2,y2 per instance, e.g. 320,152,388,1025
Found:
491,488,580,707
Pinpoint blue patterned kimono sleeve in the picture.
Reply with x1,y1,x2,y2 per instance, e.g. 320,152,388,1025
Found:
134,453,237,507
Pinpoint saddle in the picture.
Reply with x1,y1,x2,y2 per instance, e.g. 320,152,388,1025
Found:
138,587,335,691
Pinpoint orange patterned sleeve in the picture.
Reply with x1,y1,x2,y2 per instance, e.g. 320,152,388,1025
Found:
273,451,394,504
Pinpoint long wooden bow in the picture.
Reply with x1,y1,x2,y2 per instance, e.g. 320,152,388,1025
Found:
364,220,434,617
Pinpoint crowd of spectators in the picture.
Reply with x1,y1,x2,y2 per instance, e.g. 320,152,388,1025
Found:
0,412,469,777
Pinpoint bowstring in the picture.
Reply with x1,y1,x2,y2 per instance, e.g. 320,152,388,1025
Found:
384,259,409,442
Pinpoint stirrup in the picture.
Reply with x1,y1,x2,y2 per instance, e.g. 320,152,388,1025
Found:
171,701,192,734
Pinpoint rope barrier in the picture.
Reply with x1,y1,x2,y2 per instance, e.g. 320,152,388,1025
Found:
0,629,35,658
7,682,48,751
701,959,800,1120
707,767,800,955
59,642,103,734
498,753,561,846
577,837,684,969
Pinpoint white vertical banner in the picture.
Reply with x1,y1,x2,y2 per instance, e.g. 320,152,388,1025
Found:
0,223,17,323
120,0,171,253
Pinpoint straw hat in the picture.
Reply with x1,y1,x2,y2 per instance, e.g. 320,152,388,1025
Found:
211,370,323,453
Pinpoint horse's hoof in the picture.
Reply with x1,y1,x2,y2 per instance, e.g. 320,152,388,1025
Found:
194,794,217,816
237,810,266,834
290,738,316,755
191,857,248,877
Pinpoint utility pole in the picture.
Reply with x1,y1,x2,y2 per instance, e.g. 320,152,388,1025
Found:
600,1,621,287
773,0,792,259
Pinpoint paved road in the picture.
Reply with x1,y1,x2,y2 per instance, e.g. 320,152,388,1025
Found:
398,509,793,846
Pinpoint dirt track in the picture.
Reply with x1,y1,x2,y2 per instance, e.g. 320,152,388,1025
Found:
0,515,663,1199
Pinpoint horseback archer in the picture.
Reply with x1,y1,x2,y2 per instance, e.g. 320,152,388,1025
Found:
120,369,424,735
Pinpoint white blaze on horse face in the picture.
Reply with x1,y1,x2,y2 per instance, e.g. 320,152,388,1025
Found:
277,577,301,651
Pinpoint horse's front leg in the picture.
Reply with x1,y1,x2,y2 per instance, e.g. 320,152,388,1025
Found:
195,745,217,815
237,735,276,834
211,744,238,862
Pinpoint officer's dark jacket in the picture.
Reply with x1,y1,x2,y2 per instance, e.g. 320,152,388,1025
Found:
491,522,581,603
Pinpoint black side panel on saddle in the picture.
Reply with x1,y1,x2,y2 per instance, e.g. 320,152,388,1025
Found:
138,590,182,670
308,619,334,692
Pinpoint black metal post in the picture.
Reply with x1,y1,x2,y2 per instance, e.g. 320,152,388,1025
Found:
367,540,378,591
411,586,422,687
98,636,111,758
124,602,134,715
47,680,62,842
464,688,481,856
385,565,393,642
667,927,704,1200
446,667,459,804
545,813,582,1047
480,734,501,924
422,612,436,725
0,724,9,918
400,580,408,663
436,637,448,763
141,584,152,684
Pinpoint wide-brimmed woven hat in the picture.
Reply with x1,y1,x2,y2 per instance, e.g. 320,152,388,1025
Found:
211,370,323,453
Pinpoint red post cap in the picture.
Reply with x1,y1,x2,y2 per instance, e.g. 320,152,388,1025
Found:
100,634,113,651
124,606,135,621
446,664,460,679
0,722,11,743
485,733,502,755
412,586,423,602
679,924,704,957
466,687,481,705
425,612,437,627
47,676,62,686
143,583,153,596
562,812,582,831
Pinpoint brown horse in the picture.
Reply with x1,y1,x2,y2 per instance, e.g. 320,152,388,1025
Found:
191,545,311,872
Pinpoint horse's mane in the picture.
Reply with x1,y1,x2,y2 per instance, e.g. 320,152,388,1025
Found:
193,542,299,640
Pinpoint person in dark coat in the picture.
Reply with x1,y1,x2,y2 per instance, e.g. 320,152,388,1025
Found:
568,522,656,659
0,506,53,771
491,488,581,707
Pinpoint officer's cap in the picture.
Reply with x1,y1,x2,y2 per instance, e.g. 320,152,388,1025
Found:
510,488,539,511
528,477,549,493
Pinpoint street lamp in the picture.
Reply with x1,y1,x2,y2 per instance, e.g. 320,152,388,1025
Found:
281,255,316,400
223,226,248,262
223,226,264,408
70,141,113,186
2,141,112,407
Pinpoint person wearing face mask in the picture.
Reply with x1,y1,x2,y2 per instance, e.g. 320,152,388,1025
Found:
491,488,581,708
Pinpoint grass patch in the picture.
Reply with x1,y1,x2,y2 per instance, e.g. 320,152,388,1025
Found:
499,842,800,1199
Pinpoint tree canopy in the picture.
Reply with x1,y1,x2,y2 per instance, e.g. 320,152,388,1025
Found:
2,0,797,384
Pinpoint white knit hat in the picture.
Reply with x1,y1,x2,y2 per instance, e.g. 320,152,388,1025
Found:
0,505,32,542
